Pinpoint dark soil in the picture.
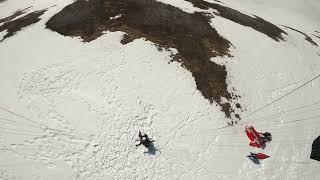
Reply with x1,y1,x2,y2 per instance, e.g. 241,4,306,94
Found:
185,0,287,41
283,26,318,46
46,0,246,119
0,7,30,24
235,103,241,108
0,9,46,42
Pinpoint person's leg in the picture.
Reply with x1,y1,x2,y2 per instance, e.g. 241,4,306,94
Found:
247,155,256,161
139,131,142,138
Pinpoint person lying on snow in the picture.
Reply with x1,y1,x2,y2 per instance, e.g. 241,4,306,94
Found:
136,131,155,148
247,152,270,160
245,125,272,148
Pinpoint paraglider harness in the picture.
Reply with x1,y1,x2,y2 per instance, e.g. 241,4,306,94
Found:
136,131,154,148
260,132,272,143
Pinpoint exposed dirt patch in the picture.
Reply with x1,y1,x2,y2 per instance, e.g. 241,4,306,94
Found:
235,103,241,109
185,0,287,41
0,7,30,24
46,0,243,120
283,26,318,46
0,9,46,42
0,0,7,3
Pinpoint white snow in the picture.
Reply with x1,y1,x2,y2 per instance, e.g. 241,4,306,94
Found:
217,0,320,32
0,30,6,40
109,14,122,20
0,0,320,179
156,0,202,13
210,13,320,179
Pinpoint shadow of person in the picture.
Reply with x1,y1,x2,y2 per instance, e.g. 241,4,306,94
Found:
143,143,158,155
247,155,261,165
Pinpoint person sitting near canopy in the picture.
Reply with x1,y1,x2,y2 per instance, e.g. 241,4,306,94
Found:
245,125,272,148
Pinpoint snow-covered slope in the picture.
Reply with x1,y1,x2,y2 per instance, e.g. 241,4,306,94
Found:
0,0,319,179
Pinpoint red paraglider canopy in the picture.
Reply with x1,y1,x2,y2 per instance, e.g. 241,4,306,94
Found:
248,152,270,160
245,125,264,148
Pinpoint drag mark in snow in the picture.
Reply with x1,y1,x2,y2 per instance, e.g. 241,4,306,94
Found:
46,0,241,120
185,0,287,41
283,25,318,46
0,9,46,42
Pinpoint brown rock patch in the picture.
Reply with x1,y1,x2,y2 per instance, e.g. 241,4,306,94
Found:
283,25,318,46
0,7,31,24
0,9,47,42
46,0,243,119
185,0,287,41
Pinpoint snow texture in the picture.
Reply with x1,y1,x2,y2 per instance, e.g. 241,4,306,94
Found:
0,0,320,179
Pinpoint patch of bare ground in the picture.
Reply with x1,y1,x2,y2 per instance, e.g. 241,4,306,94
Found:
282,26,318,46
0,7,31,24
185,0,287,41
0,0,7,3
0,9,46,42
46,0,242,120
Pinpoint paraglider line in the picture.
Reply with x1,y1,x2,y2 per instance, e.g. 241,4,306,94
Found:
244,73,320,118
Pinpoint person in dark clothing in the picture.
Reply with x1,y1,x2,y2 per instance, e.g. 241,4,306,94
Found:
136,131,154,148
260,132,272,143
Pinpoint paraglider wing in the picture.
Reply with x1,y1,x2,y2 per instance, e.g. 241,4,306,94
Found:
248,152,270,160
245,125,263,148
256,153,270,160
245,127,255,141
310,136,320,161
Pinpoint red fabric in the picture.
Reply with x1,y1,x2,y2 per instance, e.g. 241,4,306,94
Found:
249,141,261,148
245,129,255,141
256,153,269,160
245,125,263,148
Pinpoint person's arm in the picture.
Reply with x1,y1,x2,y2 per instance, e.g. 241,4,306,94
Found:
250,152,257,156
136,142,142,146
